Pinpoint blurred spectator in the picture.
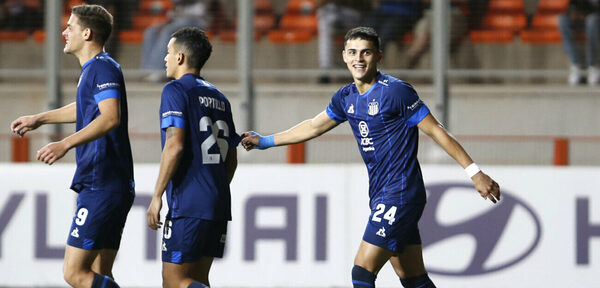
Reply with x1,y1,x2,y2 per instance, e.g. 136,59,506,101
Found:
404,0,487,69
0,0,42,31
316,0,371,83
558,0,600,86
361,0,424,52
141,0,218,82
84,0,139,60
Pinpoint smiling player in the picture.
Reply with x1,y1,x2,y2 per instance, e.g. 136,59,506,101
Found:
240,26,500,288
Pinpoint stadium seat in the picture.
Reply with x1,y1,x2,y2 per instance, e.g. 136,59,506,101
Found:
470,13,526,43
268,0,317,43
0,30,28,42
268,30,313,43
537,0,569,13
119,30,145,43
520,2,567,44
33,29,45,43
487,0,525,13
279,14,317,33
469,30,514,43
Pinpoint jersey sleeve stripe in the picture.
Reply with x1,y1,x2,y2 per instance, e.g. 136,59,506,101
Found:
326,106,346,123
93,89,120,104
405,105,430,127
161,115,186,130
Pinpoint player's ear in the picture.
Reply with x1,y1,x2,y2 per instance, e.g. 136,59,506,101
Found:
177,52,184,65
83,28,92,41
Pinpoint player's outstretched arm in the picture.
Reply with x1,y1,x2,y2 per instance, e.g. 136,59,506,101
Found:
36,99,119,165
147,126,185,230
241,110,338,151
10,102,77,137
417,113,501,203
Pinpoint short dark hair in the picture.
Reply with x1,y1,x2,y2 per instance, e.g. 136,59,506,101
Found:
71,4,113,46
171,27,212,71
344,27,381,52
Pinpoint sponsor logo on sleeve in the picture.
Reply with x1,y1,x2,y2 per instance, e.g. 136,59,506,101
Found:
162,111,183,118
96,82,120,91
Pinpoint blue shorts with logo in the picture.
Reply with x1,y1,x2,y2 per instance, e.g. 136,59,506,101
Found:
362,203,425,253
162,211,228,263
67,187,135,250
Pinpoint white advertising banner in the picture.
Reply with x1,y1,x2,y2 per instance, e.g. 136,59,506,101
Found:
0,164,599,287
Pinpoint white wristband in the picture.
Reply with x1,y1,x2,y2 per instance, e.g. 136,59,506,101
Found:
465,163,481,178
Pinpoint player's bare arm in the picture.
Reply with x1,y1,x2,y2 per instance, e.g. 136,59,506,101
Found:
10,102,77,137
147,126,185,230
241,110,338,150
417,113,501,203
36,98,120,165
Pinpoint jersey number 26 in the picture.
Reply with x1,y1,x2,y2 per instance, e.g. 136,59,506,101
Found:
200,116,229,164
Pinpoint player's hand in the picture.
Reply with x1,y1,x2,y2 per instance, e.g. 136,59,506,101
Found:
241,131,260,151
147,196,163,230
10,115,41,137
472,172,500,204
36,141,69,165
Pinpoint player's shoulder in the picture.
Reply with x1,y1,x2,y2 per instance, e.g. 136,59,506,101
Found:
378,72,415,91
88,53,120,71
334,82,355,98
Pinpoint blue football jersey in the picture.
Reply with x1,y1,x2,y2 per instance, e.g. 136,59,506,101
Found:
326,72,430,207
159,73,240,220
71,52,134,193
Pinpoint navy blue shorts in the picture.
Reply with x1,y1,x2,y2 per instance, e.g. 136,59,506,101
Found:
161,213,228,263
362,203,425,253
67,188,134,250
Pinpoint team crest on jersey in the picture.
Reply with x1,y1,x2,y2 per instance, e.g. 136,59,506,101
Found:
368,99,379,116
347,104,354,114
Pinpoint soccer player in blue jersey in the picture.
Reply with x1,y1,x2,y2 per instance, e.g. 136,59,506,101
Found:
241,27,500,288
146,27,240,288
9,4,134,288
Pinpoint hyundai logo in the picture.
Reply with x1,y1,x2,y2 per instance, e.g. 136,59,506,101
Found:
421,183,542,276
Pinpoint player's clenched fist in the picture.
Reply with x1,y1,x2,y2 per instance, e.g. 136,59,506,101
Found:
241,131,259,151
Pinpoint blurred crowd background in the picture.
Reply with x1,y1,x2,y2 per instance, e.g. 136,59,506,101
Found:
0,0,599,166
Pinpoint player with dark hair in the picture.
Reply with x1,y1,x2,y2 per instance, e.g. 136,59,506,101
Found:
10,4,134,288
241,27,500,288
146,27,240,288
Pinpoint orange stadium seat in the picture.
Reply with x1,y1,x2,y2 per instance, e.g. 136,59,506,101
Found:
119,30,145,43
267,0,317,43
487,0,525,13
280,14,317,33
537,0,569,13
470,30,514,43
33,29,45,43
520,1,567,44
0,30,28,42
469,13,526,43
268,30,313,43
